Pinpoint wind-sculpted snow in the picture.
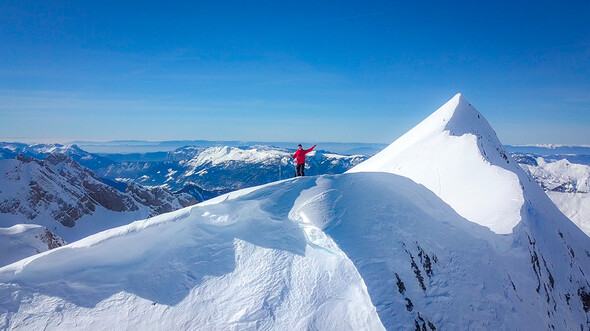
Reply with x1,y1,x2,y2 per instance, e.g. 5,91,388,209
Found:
1,173,589,330
0,177,383,330
290,174,590,330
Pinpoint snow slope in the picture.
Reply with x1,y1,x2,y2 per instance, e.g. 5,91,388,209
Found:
547,192,590,235
0,177,384,330
0,225,65,267
291,174,590,330
349,93,530,234
1,173,589,330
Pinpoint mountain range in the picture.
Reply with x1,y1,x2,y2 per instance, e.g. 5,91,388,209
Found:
0,153,195,243
1,94,588,330
519,156,590,235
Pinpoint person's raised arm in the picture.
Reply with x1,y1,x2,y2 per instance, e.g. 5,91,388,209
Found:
305,145,317,153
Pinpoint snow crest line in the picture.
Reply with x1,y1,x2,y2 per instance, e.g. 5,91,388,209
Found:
288,178,344,257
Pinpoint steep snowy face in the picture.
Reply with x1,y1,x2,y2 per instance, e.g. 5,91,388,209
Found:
348,93,528,234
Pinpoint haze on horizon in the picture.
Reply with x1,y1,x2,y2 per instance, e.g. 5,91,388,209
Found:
1,1,589,145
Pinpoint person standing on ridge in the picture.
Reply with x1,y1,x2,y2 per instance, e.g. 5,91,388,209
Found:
292,144,316,177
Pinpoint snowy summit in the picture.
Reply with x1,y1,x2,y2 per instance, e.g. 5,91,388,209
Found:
0,94,589,330
350,93,528,234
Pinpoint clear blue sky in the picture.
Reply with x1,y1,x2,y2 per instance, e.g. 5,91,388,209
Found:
1,0,589,144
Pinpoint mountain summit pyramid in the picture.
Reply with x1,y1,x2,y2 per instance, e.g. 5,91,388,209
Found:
350,93,535,234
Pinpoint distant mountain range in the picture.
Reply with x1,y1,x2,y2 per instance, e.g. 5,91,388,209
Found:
98,145,367,192
69,140,389,155
506,144,590,159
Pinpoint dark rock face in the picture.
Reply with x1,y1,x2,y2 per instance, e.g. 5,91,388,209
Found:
125,182,197,216
85,181,138,212
36,228,66,249
1,153,194,230
175,192,199,207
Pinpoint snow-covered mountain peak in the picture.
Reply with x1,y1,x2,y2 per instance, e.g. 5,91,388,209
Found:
382,93,502,158
435,93,492,136
348,94,530,234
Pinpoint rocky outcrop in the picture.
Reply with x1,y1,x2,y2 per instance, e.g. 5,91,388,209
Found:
36,227,66,250
125,182,197,216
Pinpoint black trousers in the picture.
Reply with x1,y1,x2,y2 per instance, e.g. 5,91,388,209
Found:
295,164,305,177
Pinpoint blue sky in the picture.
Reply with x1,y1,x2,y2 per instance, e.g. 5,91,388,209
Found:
1,1,589,144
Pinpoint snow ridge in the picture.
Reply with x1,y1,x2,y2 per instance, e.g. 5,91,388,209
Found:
0,178,384,330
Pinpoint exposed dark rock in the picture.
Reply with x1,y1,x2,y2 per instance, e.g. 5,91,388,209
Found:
395,273,406,294
407,250,426,291
578,288,590,312
36,228,66,249
405,298,413,312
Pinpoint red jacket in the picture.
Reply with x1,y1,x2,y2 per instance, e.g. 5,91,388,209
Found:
292,145,316,165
